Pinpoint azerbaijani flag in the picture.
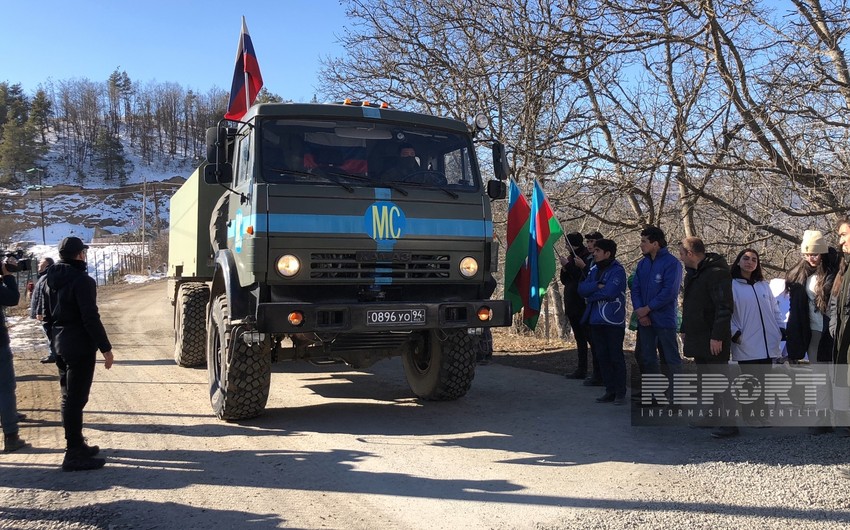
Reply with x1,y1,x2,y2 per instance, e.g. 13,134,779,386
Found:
504,179,531,317
525,180,564,330
224,17,264,121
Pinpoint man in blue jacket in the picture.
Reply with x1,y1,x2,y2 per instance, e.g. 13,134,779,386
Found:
578,239,628,405
631,226,683,395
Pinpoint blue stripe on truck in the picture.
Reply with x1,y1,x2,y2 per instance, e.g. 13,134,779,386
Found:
253,213,492,238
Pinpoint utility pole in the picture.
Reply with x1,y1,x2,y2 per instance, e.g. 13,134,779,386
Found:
152,182,161,237
26,167,46,245
141,176,147,272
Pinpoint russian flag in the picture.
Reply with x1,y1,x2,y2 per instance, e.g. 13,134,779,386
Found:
224,17,264,121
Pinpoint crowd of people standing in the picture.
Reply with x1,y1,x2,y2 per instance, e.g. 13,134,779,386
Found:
559,221,850,439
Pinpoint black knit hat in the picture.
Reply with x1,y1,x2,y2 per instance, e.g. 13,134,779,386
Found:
58,236,89,259
566,232,583,248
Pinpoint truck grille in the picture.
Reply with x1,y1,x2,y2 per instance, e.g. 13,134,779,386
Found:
310,253,450,280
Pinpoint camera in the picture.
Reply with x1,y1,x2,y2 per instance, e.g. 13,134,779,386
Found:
3,249,31,273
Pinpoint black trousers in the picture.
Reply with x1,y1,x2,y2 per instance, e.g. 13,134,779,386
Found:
590,325,627,397
738,357,772,420
694,356,737,426
567,313,595,376
56,351,96,449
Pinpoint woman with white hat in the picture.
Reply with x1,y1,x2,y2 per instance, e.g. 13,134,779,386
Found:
785,229,839,434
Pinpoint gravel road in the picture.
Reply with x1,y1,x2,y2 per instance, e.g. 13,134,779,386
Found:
1,281,849,529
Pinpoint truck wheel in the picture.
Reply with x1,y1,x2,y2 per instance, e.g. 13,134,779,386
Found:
173,283,209,367
403,329,477,400
207,294,271,420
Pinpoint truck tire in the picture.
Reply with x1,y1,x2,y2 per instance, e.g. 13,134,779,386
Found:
403,329,477,400
207,294,271,420
173,282,209,367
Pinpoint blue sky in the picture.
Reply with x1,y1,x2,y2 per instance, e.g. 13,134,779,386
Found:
3,0,350,101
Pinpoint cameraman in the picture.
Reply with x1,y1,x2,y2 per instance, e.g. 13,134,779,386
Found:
1,254,28,452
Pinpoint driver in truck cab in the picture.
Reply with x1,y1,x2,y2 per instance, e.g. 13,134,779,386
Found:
383,142,448,186
398,143,419,167
381,142,420,182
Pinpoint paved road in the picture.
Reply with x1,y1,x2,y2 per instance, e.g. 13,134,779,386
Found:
1,281,848,529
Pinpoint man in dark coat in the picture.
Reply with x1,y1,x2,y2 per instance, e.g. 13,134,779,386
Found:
678,236,737,438
829,219,850,436
559,232,593,379
578,231,606,386
29,257,56,363
43,236,114,471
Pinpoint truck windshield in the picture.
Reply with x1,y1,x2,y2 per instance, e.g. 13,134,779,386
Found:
260,118,480,192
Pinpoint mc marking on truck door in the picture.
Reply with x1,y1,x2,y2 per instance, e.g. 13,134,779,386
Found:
365,201,406,241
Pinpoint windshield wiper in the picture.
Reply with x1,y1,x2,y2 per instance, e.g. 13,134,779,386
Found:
323,170,410,196
396,180,458,199
268,166,416,196
268,167,353,192
375,181,409,196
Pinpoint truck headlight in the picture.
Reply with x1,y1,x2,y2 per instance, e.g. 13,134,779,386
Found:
276,255,301,277
459,256,478,278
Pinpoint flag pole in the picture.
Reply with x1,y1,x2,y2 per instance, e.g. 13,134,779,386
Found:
244,71,250,114
242,17,250,114
564,237,578,258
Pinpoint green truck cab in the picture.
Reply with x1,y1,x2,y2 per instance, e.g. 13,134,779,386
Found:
168,101,511,420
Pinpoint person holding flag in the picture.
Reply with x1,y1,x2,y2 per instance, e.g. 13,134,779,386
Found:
559,233,593,379
225,16,264,121
578,239,628,405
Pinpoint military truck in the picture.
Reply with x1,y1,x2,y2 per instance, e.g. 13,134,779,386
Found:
167,101,511,420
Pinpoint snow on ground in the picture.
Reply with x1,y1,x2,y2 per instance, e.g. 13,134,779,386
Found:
7,274,164,352
21,243,164,286
17,222,96,247
6,315,49,354
124,273,166,284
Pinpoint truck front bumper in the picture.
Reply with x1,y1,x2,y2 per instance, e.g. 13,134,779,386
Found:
256,300,512,334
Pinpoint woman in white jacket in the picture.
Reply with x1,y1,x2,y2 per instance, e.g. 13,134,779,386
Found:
730,249,785,425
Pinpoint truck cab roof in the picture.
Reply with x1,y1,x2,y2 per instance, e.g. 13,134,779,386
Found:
242,102,470,134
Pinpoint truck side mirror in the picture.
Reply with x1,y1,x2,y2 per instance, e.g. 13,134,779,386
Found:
492,142,509,180
487,180,507,200
205,126,236,184
206,126,231,164
204,162,233,184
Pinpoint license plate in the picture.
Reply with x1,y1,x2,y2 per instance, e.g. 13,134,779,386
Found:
366,308,426,326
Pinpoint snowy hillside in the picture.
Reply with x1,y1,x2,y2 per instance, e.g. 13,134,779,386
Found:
2,129,198,248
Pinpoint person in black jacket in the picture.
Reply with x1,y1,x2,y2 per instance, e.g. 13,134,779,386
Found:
829,219,850,436
786,231,838,434
43,237,114,471
785,231,837,365
29,257,56,364
678,237,737,439
1,255,28,453
559,232,593,379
